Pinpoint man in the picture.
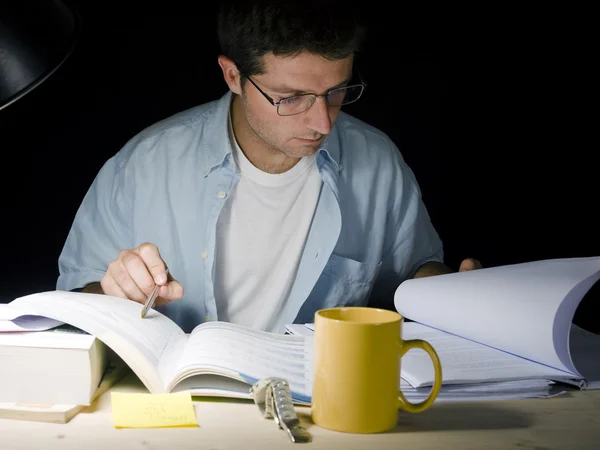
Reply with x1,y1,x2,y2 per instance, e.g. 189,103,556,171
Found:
57,0,480,333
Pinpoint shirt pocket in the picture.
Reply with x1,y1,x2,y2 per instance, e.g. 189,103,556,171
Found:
320,254,382,307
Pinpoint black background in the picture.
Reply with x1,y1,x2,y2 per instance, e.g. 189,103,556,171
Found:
1,2,598,331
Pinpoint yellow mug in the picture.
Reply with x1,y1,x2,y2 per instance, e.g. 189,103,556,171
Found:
311,307,442,433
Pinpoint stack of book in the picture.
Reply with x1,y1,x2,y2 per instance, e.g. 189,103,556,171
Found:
0,309,128,423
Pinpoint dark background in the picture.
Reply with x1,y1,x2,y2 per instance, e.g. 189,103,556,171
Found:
1,2,598,331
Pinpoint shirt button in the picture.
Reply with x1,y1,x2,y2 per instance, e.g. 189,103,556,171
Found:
201,251,208,260
217,191,226,199
204,316,210,322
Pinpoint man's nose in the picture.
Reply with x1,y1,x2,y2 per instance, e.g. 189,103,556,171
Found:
305,97,333,136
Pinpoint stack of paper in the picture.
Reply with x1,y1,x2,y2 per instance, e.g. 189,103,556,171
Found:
393,257,600,392
399,378,565,403
288,257,600,403
284,323,586,402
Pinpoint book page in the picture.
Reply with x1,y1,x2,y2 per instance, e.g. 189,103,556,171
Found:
0,329,96,350
8,291,187,393
401,322,575,388
169,321,313,402
170,374,256,399
394,257,600,374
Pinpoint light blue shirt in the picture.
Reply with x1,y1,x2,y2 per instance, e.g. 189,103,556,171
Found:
57,91,443,333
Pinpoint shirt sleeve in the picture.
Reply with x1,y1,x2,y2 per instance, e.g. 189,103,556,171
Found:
383,139,444,281
56,149,134,291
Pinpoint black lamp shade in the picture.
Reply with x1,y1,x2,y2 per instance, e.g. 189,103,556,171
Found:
0,0,80,111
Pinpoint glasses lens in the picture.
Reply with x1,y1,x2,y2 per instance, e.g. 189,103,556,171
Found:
277,85,365,115
278,95,315,116
327,85,364,106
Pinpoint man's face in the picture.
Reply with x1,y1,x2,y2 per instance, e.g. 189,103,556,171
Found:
239,51,354,159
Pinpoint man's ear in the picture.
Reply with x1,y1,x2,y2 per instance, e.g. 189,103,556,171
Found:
218,55,242,95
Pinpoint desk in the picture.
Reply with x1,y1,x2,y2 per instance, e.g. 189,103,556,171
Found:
2,373,600,450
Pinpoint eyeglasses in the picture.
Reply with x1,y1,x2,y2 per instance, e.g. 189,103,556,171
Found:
243,73,366,116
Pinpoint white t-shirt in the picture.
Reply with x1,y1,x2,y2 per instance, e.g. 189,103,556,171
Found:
213,113,322,332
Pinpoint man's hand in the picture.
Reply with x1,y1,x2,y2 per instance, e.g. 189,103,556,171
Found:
458,257,482,272
93,242,184,306
412,258,483,279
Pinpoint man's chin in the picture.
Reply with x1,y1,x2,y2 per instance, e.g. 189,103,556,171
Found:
290,145,320,158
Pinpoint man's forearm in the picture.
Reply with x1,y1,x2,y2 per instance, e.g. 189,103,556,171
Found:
82,282,104,294
411,261,453,279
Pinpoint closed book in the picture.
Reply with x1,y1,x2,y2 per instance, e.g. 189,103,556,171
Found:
0,357,128,423
0,325,108,405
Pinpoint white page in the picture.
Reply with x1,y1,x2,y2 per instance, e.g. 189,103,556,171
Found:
430,379,552,393
0,305,64,332
400,322,574,388
399,377,559,403
285,324,313,336
0,329,95,349
7,290,187,393
402,388,564,403
170,374,256,399
172,321,313,401
394,257,600,374
400,378,552,393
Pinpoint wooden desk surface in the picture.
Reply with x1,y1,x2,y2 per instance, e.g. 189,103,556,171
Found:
2,373,599,450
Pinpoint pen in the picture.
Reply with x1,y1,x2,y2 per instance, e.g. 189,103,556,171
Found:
141,268,169,318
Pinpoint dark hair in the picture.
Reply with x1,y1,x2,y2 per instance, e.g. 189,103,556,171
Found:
217,0,366,76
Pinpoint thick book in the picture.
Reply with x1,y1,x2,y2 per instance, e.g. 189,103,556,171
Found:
0,357,129,423
392,256,600,390
0,325,109,405
5,291,313,405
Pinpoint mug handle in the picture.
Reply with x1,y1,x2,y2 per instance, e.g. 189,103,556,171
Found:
396,339,442,413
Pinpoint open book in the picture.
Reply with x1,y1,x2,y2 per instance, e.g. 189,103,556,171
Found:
5,292,313,405
393,256,600,390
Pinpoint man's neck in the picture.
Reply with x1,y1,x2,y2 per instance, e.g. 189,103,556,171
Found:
230,95,300,174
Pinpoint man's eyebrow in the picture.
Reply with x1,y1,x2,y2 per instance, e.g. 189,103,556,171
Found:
271,76,353,95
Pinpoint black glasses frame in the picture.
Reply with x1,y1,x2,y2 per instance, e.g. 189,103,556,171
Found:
242,71,367,116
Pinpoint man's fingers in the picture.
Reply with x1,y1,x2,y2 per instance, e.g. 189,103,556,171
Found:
105,257,147,301
459,258,483,272
101,243,182,308
155,280,184,306
136,242,168,284
112,260,148,303
100,273,127,299
120,250,156,296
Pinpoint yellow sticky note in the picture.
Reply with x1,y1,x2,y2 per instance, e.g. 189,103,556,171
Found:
111,391,198,428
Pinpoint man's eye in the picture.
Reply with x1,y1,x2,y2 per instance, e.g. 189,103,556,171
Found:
280,96,302,105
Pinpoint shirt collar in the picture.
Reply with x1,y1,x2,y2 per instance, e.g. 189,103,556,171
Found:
318,127,341,172
201,91,236,177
